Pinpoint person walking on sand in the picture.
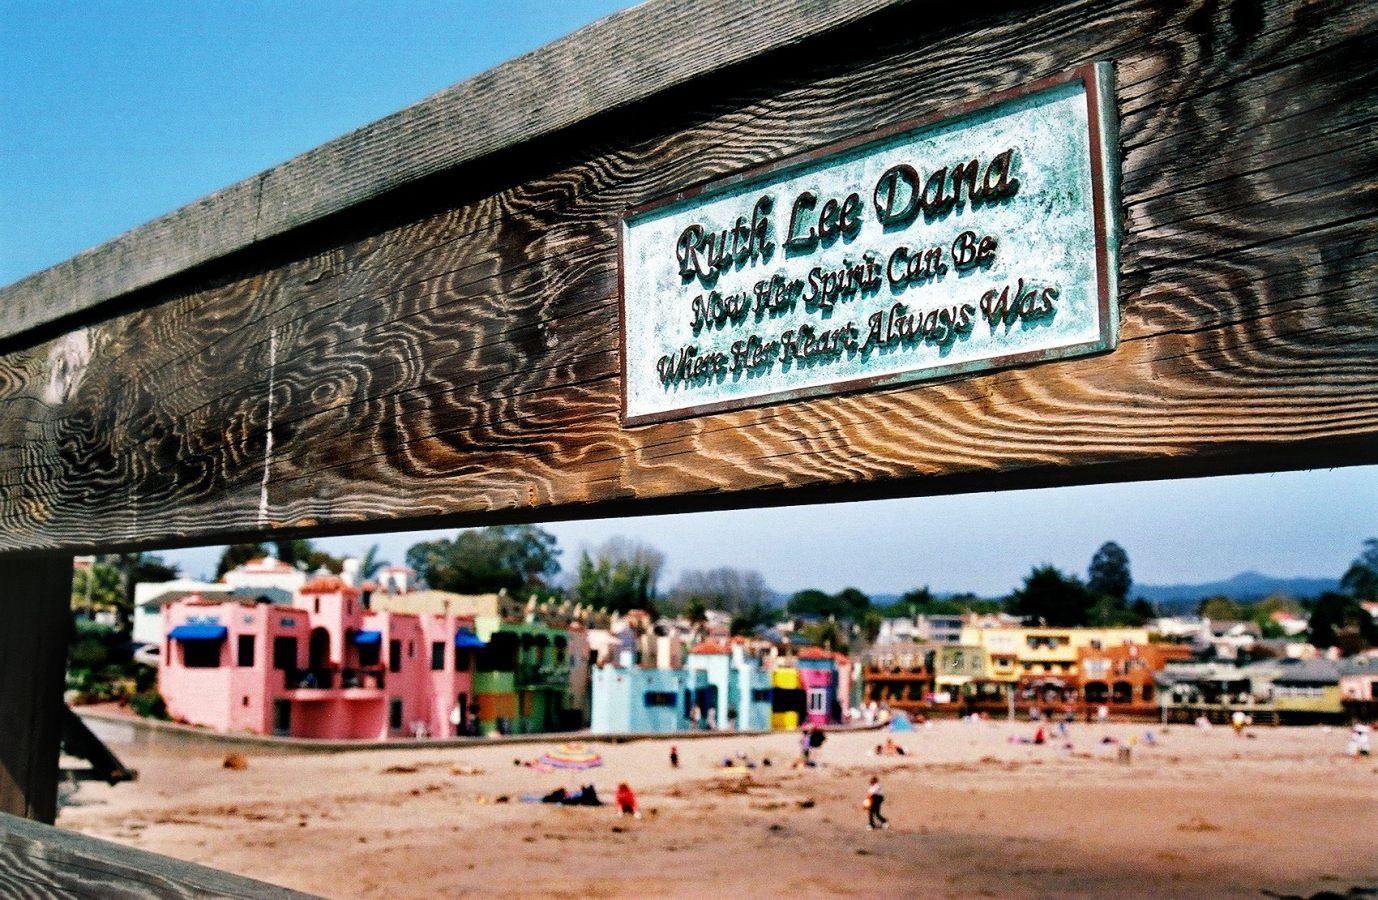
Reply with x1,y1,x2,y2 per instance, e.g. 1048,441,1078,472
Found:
865,776,888,830
669,745,679,768
615,782,641,819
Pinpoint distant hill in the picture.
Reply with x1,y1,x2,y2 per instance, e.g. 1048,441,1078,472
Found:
860,574,1339,617
1135,571,1339,612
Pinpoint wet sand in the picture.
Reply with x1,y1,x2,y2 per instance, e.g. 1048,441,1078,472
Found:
57,719,1377,898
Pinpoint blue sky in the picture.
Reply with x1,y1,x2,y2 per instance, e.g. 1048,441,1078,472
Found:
2,2,1373,595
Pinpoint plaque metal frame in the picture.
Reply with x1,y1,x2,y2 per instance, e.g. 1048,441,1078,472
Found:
618,62,1121,427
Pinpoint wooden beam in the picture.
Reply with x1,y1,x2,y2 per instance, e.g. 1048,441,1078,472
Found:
0,811,317,898
0,0,1374,556
0,0,915,346
0,555,71,823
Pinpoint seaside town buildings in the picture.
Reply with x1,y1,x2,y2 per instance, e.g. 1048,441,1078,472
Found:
143,558,1377,738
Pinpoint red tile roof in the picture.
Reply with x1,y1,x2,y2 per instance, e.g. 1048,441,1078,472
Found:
299,576,358,595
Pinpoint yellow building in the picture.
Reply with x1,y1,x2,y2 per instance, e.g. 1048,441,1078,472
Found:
770,667,804,731
958,626,1150,684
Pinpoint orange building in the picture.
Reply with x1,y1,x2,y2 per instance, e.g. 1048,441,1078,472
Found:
860,645,934,715
1076,642,1192,712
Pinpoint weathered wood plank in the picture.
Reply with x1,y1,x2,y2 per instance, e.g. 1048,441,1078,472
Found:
0,811,316,898
0,0,920,345
0,555,71,823
0,0,1375,554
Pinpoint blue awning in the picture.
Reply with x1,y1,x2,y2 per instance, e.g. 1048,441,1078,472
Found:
353,630,382,645
454,630,486,649
168,624,227,641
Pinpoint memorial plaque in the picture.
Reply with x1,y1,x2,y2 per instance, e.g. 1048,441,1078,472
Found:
620,63,1120,426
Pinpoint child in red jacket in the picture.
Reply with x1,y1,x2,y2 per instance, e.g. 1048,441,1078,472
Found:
616,782,641,819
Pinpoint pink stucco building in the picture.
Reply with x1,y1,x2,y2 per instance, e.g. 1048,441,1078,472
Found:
159,576,480,739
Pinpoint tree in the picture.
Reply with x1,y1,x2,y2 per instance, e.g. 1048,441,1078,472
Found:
1006,565,1093,627
802,619,847,651
275,539,344,574
406,525,561,595
1087,541,1132,601
835,587,871,620
1197,596,1245,621
97,552,179,636
669,567,771,616
1308,591,1378,649
217,542,265,579
860,608,885,643
571,537,664,615
787,589,835,618
1340,538,1378,601
730,601,777,637
359,543,388,581
785,587,869,622
71,562,124,620
684,599,708,634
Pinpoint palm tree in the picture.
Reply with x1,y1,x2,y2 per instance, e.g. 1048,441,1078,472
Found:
360,543,388,581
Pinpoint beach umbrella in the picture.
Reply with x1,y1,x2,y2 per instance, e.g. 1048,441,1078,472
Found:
889,713,914,732
537,743,604,769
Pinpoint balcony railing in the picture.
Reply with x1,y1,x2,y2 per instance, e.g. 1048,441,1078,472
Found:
282,667,386,691
515,661,570,687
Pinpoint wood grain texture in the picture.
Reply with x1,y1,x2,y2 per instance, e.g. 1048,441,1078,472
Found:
0,0,917,346
0,0,1375,555
0,811,316,898
0,556,71,822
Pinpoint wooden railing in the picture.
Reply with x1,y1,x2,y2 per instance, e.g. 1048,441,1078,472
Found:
0,811,316,898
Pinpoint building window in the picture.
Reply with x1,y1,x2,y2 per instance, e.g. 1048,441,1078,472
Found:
806,688,828,714
237,634,256,667
242,696,250,706
644,691,677,707
454,649,472,672
314,598,320,614
182,640,222,668
389,639,402,673
431,641,446,671
389,699,404,731
408,640,415,659
273,636,297,670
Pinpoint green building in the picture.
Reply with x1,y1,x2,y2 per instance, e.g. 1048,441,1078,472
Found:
473,621,571,735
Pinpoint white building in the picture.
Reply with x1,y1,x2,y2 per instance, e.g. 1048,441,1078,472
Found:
222,556,307,595
131,579,232,646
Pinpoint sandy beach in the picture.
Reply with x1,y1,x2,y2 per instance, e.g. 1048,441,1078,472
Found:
56,719,1377,898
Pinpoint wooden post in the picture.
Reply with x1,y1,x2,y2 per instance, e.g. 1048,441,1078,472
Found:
0,554,72,824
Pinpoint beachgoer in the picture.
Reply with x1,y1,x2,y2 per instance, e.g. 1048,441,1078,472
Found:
669,745,679,768
865,776,888,830
1033,726,1046,745
615,782,641,818
1347,722,1372,757
800,728,812,765
1097,704,1109,724
1231,709,1246,736
808,725,826,764
706,707,717,730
